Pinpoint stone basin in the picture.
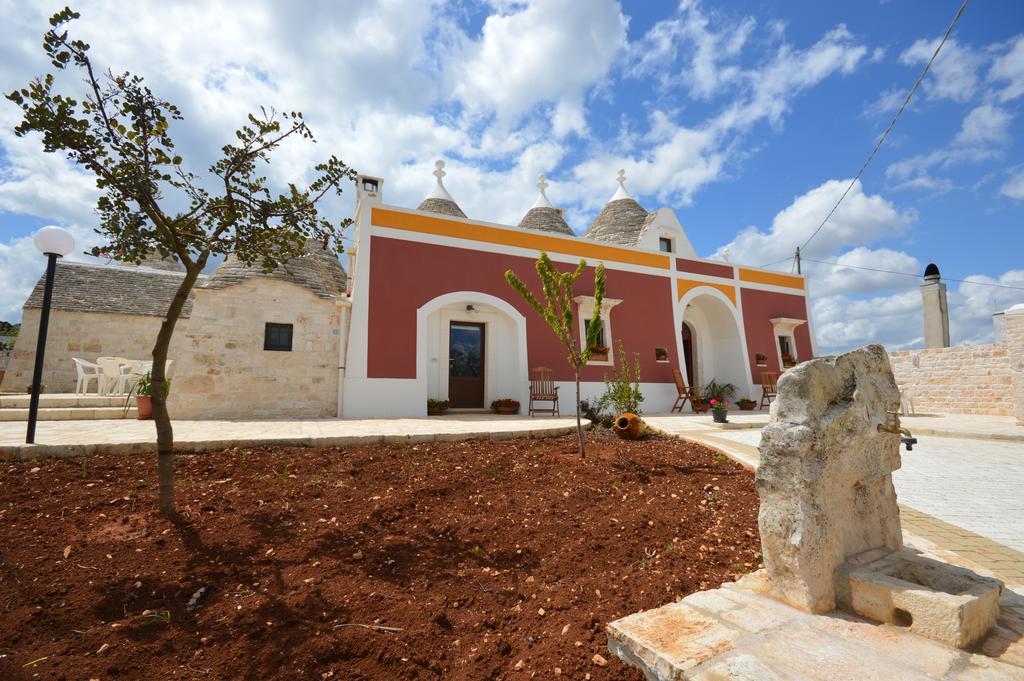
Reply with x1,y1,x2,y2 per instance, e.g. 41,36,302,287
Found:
835,548,1004,649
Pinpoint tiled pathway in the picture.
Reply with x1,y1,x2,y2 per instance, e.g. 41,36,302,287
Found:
0,413,584,458
645,413,1024,586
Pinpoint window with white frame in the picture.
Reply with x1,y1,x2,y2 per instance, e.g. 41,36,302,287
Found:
769,318,806,369
574,296,621,366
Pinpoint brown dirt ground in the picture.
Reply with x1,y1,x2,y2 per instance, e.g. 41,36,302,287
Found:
0,431,761,680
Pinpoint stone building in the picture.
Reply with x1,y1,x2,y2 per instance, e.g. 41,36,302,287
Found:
3,162,817,418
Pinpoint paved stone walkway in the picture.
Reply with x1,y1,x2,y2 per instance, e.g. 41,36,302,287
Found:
645,413,1024,587
609,570,1024,680
0,414,584,459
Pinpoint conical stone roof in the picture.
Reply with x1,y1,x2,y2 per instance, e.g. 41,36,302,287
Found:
204,239,348,299
122,249,187,272
417,160,467,218
518,174,573,236
583,169,649,246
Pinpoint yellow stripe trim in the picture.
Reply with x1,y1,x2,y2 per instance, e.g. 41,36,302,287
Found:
371,208,671,270
677,278,736,306
738,268,805,290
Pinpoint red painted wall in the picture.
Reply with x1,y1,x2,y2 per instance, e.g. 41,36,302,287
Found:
739,288,814,380
367,236,680,383
676,258,733,279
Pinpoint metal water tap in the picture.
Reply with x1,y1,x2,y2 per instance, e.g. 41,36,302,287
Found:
878,410,918,451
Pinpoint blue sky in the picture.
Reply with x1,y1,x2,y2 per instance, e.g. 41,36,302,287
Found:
0,0,1021,353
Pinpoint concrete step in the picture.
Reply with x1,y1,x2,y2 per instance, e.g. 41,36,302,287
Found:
0,406,138,421
0,393,128,409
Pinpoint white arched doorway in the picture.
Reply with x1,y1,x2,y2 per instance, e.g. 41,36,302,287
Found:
678,287,751,398
416,292,528,411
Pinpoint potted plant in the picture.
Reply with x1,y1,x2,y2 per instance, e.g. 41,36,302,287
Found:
782,353,797,368
125,371,170,420
588,344,610,362
737,397,757,411
491,398,520,415
690,395,710,413
427,398,449,416
710,398,731,423
25,384,46,394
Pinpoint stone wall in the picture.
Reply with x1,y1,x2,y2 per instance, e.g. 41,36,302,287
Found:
0,309,187,394
888,344,1016,416
1007,307,1024,424
168,279,340,419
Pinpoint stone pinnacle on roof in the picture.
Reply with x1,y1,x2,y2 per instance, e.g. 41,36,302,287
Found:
204,238,348,299
518,173,574,236
583,168,650,246
417,159,467,218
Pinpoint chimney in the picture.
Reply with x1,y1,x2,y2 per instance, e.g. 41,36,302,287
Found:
355,175,383,206
921,263,950,348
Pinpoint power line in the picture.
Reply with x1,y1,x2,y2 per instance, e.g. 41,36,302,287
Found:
801,256,1024,292
798,0,970,253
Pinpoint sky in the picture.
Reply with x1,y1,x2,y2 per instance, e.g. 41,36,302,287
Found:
0,0,1022,354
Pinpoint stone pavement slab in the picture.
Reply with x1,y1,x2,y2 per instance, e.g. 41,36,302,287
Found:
0,414,585,459
608,571,1024,680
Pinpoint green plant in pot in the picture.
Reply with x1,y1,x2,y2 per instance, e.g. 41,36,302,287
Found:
427,399,449,415
491,398,520,415
125,372,170,420
737,397,757,411
709,398,732,423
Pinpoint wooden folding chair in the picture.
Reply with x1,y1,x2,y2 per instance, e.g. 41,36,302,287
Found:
759,371,780,410
671,368,692,413
528,367,559,417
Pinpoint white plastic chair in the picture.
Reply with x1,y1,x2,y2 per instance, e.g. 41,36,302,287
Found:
72,358,102,395
96,357,129,395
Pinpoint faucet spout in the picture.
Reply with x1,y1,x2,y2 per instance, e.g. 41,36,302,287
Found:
878,410,916,450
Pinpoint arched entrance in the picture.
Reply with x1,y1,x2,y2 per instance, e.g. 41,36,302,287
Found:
681,322,696,388
679,289,750,398
417,291,528,411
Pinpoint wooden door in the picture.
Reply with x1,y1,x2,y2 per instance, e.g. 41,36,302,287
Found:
449,322,485,408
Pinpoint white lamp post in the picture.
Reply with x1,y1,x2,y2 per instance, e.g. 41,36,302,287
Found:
26,226,75,444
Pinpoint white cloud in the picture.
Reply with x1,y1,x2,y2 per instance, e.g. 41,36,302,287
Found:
713,178,915,267
954,103,1012,146
989,34,1024,102
811,247,921,297
1000,170,1024,200
444,0,627,132
900,37,983,103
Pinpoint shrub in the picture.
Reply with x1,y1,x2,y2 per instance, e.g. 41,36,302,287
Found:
600,341,643,414
703,379,737,404
491,398,520,411
427,399,449,410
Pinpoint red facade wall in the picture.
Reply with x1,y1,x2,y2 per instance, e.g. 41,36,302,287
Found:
367,236,680,383
676,258,734,279
739,288,814,380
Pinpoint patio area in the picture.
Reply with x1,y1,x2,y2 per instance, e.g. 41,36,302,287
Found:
0,412,585,459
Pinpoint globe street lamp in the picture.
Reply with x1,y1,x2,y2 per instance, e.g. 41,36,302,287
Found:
26,226,75,444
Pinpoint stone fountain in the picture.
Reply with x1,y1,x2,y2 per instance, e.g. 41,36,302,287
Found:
607,345,1019,680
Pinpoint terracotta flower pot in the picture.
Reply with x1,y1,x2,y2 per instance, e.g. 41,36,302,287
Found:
26,385,45,394
738,402,756,411
496,406,517,415
613,413,646,440
691,400,710,414
427,407,447,416
589,351,608,362
712,409,728,424
136,395,153,420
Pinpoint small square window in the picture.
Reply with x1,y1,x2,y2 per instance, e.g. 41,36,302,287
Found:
264,323,293,351
659,237,673,253
655,347,669,362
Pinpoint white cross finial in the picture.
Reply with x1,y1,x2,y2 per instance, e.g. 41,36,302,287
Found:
617,168,626,186
433,159,446,181
531,172,554,209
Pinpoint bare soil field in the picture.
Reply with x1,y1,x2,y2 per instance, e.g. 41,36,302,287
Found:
0,431,760,680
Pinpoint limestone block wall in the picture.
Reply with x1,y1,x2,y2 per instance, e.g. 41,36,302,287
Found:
1006,309,1024,424
1,309,186,394
168,279,340,419
888,344,1015,416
